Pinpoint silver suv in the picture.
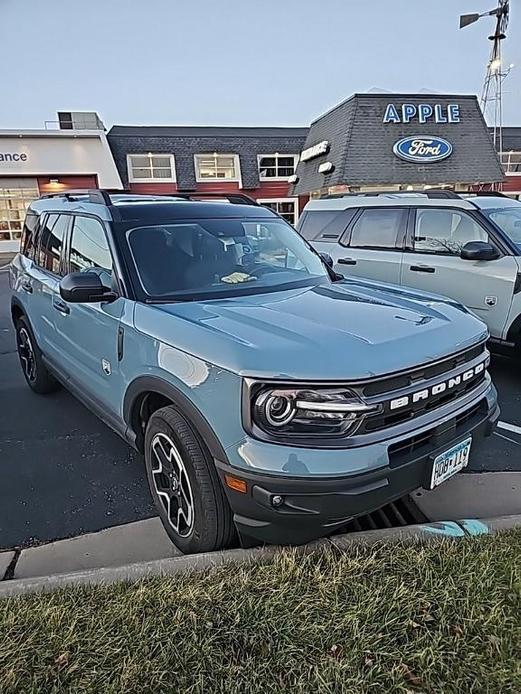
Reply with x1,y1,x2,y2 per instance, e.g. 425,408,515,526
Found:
299,192,521,354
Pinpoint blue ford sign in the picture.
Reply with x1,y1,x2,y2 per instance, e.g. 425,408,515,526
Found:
393,136,453,163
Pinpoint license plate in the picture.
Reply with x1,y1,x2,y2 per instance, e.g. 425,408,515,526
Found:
429,437,472,489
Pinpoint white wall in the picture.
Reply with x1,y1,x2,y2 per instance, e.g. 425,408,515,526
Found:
0,131,122,188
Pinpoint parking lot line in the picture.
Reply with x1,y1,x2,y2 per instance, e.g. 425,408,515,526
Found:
495,432,521,446
497,421,521,436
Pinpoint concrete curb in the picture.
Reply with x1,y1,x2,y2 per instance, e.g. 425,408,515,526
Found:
1,514,519,598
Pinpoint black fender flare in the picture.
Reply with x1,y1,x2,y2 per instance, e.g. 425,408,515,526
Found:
10,296,26,321
507,312,521,346
123,375,229,463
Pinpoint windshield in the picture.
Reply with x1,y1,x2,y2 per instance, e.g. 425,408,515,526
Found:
482,206,521,251
127,218,329,300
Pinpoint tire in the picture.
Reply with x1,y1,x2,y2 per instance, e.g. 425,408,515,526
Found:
144,404,236,554
15,316,60,394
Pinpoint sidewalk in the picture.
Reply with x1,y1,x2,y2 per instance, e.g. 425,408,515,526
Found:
0,472,520,596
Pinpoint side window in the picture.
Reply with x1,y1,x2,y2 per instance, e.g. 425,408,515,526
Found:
37,214,69,275
298,209,356,242
21,213,40,261
69,216,113,286
349,208,405,249
414,209,489,255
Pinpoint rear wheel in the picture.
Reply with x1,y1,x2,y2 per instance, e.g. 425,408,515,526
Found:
144,404,236,554
15,316,60,394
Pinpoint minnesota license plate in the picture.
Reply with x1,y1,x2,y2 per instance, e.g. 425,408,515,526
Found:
429,437,472,489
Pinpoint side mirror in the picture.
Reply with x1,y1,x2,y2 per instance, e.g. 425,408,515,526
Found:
320,252,334,268
59,272,117,304
460,241,500,261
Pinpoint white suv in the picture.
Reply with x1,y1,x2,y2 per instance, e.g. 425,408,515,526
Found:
299,193,521,354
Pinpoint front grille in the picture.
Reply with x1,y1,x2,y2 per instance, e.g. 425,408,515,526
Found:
388,398,488,467
357,343,489,435
361,343,486,398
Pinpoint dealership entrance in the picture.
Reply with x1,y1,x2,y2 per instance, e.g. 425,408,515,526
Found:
290,93,505,198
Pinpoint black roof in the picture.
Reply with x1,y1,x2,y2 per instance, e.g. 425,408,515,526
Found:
109,125,309,138
112,200,277,223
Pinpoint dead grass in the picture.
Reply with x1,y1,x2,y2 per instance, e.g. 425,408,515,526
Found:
1,531,520,693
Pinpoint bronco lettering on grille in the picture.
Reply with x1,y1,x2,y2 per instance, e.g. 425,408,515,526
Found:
389,362,486,411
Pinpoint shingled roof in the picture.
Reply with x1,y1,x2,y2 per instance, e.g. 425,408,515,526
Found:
107,125,308,190
290,93,505,195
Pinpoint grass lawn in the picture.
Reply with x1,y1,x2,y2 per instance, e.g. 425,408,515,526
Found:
1,531,520,694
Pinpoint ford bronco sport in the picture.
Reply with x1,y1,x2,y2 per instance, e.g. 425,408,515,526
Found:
10,190,499,553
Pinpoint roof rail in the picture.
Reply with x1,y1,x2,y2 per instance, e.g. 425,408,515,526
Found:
464,191,509,198
172,192,260,206
39,189,113,205
322,189,461,200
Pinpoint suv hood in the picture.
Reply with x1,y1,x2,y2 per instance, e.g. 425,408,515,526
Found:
134,278,488,381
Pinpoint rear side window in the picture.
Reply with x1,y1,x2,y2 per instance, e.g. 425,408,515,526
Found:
21,213,40,260
349,208,405,249
69,216,113,286
298,209,356,242
37,214,70,275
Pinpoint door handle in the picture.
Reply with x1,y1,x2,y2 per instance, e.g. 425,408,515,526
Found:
338,257,357,265
20,279,33,294
52,296,70,315
410,265,435,274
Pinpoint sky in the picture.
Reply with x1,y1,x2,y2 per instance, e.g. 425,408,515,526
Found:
1,0,519,129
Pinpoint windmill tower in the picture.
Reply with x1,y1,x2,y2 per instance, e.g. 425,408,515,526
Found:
460,1,510,156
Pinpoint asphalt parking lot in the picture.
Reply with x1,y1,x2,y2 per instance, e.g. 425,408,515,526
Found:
1,269,521,551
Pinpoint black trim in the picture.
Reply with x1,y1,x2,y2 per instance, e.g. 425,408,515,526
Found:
117,326,124,361
42,354,129,442
217,399,499,545
122,375,228,460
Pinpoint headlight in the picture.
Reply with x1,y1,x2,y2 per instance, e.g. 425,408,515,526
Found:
249,385,379,441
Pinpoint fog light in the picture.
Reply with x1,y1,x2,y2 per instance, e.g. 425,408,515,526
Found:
272,495,284,507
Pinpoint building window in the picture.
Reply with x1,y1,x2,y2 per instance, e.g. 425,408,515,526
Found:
0,185,39,242
258,198,299,226
127,154,176,182
500,151,521,175
194,154,240,181
258,154,298,180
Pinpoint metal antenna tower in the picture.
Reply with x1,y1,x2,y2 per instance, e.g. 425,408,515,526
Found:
459,0,510,155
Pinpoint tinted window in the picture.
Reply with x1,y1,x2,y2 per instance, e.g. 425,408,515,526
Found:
349,208,404,248
69,216,113,285
298,209,356,241
21,213,40,260
414,209,488,255
128,218,328,299
37,214,69,274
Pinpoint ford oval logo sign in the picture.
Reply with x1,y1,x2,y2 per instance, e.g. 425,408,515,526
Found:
393,136,453,163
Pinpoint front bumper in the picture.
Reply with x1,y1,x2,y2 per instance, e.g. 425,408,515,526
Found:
216,387,499,545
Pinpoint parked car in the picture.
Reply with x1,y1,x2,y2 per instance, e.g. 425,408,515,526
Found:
10,191,499,553
299,192,521,355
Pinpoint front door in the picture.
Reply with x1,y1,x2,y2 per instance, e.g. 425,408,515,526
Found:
400,207,518,339
52,214,126,414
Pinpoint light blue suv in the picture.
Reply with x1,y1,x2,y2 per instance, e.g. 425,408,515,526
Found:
10,190,499,553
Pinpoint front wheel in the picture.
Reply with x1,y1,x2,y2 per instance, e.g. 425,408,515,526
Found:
144,405,236,554
15,316,60,394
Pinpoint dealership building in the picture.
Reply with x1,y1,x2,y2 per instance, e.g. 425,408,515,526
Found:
0,115,122,252
290,93,505,197
0,96,520,253
107,125,309,225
